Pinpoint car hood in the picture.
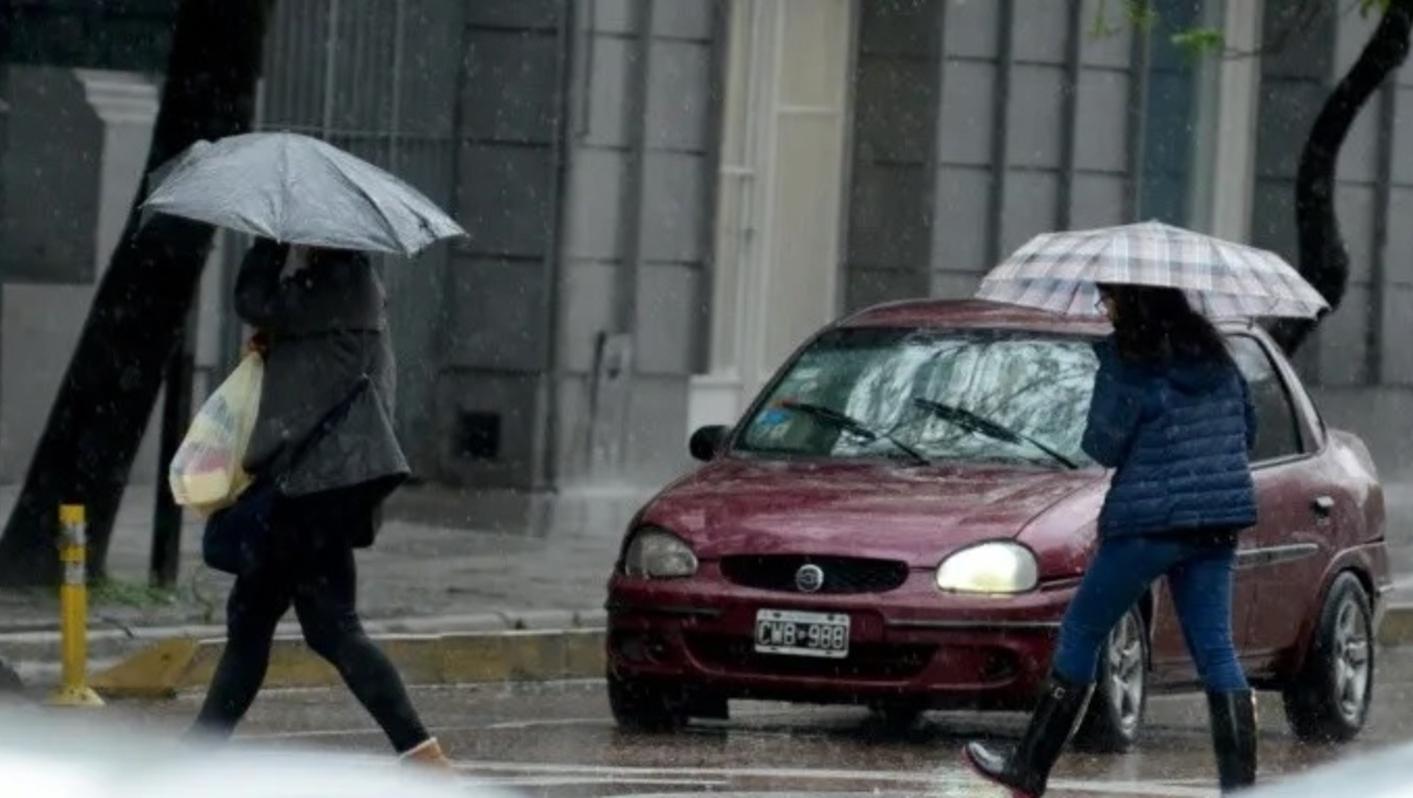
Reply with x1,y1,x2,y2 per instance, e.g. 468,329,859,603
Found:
639,458,1104,566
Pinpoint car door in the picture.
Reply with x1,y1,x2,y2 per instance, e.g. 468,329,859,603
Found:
1149,551,1262,681
1149,558,1262,681
1225,334,1330,672
1148,333,1319,682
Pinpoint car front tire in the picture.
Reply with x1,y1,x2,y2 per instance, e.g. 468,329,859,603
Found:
607,671,728,731
1282,573,1373,743
869,703,925,732
608,671,688,732
1073,605,1148,753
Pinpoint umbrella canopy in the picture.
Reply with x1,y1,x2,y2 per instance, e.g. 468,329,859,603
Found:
975,220,1329,319
142,132,466,257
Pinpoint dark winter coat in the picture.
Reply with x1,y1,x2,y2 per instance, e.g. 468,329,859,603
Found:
235,240,409,512
1082,335,1258,538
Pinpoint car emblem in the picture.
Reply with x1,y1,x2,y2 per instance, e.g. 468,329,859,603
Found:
795,564,825,593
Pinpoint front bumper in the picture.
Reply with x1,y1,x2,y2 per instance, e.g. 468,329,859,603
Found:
606,564,1078,709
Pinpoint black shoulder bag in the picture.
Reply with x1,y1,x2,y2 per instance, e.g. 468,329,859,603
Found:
202,376,370,576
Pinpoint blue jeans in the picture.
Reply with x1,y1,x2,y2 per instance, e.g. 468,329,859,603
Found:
1052,534,1248,693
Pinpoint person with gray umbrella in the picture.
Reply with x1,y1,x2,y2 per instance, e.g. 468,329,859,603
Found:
146,133,466,765
190,240,448,766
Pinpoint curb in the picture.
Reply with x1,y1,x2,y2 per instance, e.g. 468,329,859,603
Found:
1379,603,1413,646
0,608,608,640
69,601,1413,698
91,627,607,699
0,608,607,674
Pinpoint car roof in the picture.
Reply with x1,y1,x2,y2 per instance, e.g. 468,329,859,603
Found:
837,298,1258,336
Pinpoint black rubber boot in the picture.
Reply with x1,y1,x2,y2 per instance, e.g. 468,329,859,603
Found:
963,674,1091,797
1207,690,1256,792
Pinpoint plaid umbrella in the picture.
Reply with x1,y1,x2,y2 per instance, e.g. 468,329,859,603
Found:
975,221,1329,319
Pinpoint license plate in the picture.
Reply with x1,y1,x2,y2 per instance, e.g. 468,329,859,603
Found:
754,609,850,658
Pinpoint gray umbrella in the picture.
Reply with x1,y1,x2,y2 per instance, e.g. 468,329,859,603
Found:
142,132,466,257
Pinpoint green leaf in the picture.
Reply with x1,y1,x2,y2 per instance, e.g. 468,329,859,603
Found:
1089,0,1120,38
1125,0,1159,32
1171,27,1226,58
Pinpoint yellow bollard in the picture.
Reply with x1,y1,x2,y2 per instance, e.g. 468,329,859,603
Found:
48,504,104,708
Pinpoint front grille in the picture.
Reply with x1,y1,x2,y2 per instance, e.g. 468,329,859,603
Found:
720,555,910,595
686,633,934,681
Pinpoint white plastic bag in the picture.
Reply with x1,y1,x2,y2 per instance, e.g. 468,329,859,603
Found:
168,353,264,515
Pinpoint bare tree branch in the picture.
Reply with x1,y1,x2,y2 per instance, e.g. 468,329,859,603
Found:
1270,0,1413,355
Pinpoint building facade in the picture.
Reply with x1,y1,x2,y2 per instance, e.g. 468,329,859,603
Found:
4,0,1413,492
234,0,728,492
692,0,1413,479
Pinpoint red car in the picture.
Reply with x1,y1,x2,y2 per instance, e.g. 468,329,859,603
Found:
606,300,1388,751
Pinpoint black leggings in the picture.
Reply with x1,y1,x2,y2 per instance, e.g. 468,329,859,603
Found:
193,491,429,752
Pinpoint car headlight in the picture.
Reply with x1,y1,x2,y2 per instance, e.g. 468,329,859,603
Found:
622,527,698,579
936,541,1039,594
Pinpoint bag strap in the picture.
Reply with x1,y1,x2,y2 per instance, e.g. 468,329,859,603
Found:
267,324,381,488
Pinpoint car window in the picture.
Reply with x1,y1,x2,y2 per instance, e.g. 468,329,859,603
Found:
1227,335,1303,462
736,328,1100,468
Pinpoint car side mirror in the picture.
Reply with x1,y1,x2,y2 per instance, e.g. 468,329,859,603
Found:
689,425,730,462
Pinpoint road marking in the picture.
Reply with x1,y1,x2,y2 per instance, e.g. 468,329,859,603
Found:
242,709,812,740
484,717,611,730
242,718,614,741
484,776,729,788
237,713,1218,796
453,760,1216,797
603,790,1210,798
236,729,1216,796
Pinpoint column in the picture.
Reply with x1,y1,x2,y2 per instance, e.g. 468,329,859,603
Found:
687,0,855,433
1204,0,1263,241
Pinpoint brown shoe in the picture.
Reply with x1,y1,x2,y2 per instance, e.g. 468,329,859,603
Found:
401,737,452,769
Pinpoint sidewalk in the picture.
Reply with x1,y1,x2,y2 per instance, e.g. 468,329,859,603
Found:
4,476,1413,632
1380,479,1413,602
0,482,649,636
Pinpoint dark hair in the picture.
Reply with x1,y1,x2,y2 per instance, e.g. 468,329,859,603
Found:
307,246,368,269
1099,284,1232,365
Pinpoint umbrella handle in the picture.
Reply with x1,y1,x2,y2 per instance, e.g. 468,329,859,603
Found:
244,331,270,356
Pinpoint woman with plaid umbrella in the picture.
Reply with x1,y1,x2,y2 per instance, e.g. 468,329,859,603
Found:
961,222,1327,797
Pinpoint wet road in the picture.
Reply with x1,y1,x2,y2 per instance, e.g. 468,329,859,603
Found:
100,646,1413,797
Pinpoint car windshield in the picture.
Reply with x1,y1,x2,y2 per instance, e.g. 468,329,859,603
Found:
736,328,1100,468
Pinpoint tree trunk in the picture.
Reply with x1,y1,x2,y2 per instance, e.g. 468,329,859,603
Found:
0,0,273,586
1270,1,1413,354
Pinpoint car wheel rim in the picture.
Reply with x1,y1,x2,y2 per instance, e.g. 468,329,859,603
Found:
1106,610,1145,735
1332,597,1370,724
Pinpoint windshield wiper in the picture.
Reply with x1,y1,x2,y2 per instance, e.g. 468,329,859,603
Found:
778,400,930,466
911,398,1078,470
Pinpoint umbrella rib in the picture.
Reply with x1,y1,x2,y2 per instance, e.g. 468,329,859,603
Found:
278,134,290,241
1050,231,1110,315
323,153,413,254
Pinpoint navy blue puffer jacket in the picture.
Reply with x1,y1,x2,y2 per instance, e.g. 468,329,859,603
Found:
1082,336,1258,537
